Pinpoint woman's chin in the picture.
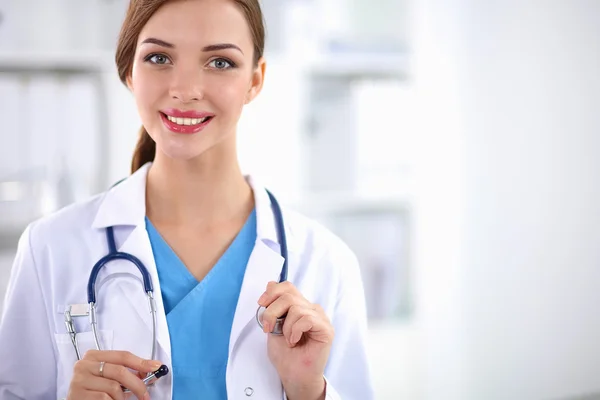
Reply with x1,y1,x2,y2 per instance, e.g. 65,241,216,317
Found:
151,127,233,162
157,141,206,161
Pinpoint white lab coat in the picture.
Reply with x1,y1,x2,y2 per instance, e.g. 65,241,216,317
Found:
0,163,374,400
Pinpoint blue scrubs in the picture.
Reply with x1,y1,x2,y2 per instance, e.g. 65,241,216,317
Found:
145,209,257,399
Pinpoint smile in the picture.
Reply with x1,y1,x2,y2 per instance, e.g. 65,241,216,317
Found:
165,115,211,126
160,109,215,134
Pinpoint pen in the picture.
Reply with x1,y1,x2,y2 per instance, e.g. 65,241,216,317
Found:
122,364,169,393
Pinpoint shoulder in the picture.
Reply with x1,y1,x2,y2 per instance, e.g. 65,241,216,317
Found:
24,164,150,245
8,192,108,298
24,192,106,249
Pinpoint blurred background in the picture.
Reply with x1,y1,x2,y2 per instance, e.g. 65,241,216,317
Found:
1,0,599,398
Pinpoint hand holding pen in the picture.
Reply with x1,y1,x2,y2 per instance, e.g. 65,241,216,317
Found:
66,350,168,400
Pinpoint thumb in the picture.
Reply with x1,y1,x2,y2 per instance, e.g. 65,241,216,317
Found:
136,368,159,386
140,359,163,373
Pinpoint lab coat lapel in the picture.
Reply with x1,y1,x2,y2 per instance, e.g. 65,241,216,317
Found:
91,163,171,360
229,178,289,355
115,224,172,360
228,240,284,355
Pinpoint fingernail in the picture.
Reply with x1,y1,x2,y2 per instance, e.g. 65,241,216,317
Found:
143,392,151,400
150,361,162,369
258,292,267,304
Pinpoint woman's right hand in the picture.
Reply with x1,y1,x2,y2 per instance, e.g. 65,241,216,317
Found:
67,350,162,400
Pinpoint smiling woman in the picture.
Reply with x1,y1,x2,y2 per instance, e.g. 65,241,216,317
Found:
0,1,374,399
116,0,266,171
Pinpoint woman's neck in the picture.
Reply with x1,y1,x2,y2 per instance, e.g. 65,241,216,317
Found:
145,150,254,228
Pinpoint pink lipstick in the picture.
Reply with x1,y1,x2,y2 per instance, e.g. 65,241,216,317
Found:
160,108,215,134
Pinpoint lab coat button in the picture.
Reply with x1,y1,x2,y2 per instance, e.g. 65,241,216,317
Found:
244,387,254,396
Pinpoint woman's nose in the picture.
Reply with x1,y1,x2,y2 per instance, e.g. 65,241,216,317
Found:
169,67,204,103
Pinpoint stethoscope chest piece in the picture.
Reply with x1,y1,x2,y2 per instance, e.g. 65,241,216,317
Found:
255,306,285,335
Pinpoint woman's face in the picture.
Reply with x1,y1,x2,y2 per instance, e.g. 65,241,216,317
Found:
127,0,264,163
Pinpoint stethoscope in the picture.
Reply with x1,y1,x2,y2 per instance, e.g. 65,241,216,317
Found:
64,189,287,390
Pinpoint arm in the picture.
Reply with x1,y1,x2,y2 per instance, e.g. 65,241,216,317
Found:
0,224,58,399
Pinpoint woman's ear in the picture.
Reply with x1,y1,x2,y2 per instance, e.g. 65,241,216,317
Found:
245,58,266,104
126,75,134,91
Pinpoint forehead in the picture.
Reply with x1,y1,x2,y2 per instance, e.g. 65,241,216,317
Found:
139,0,253,51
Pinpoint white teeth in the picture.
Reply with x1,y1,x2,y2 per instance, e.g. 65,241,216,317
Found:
166,115,210,126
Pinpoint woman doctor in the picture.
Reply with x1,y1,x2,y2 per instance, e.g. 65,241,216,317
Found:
0,0,373,399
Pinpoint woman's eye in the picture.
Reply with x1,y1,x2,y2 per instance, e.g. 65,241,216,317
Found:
147,54,170,65
208,58,234,69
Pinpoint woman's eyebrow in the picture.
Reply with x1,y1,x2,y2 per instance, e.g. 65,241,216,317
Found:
140,37,174,48
202,43,243,54
140,38,243,55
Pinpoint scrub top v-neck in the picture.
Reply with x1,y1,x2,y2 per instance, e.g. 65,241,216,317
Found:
145,209,257,399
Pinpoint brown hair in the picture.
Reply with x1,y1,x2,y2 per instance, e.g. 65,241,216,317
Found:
115,0,266,173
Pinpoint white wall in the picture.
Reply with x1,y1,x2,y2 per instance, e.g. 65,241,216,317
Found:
411,0,468,397
410,1,600,399
459,1,600,399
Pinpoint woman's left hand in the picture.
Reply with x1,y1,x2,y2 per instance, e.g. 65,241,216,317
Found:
258,281,333,400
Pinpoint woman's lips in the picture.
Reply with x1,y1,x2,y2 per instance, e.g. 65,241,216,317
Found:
160,112,214,134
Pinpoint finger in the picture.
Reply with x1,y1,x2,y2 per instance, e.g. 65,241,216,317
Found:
261,292,307,333
85,391,132,400
257,281,302,308
83,350,162,374
99,363,149,399
76,359,149,400
281,304,313,346
136,370,160,389
290,312,333,346
82,391,119,400
74,375,125,400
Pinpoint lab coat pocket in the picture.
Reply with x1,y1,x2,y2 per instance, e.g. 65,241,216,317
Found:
54,330,114,396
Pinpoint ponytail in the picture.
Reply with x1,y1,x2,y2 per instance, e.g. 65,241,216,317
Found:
131,126,156,174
